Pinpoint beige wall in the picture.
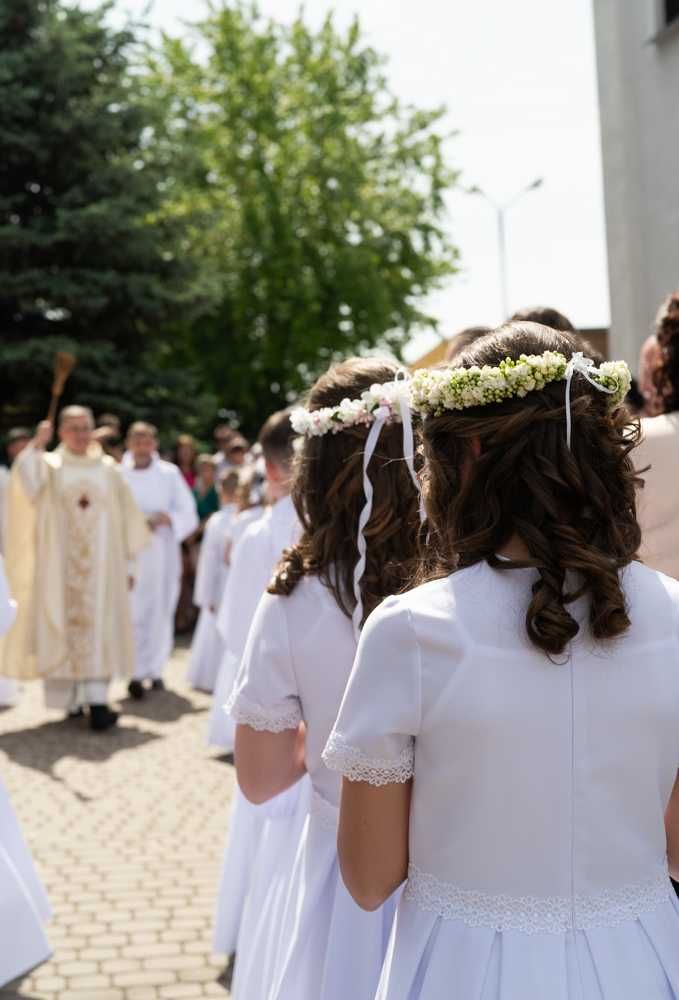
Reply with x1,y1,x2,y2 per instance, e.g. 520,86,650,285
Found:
593,1,679,367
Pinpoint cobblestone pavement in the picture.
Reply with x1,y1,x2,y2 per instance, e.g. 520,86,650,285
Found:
0,643,235,1000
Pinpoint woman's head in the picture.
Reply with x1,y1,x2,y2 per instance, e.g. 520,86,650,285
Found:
421,322,641,656
270,357,421,624
652,292,679,413
174,434,196,468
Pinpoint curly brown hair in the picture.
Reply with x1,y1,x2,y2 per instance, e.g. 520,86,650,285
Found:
652,292,679,413
419,323,642,656
269,358,421,625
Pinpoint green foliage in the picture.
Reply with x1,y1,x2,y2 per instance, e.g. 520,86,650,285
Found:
0,0,216,435
0,336,218,447
0,0,459,438
150,3,459,432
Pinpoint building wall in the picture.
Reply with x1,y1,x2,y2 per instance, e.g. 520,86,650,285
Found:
593,0,679,366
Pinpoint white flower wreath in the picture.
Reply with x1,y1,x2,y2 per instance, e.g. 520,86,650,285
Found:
290,377,412,437
410,351,631,418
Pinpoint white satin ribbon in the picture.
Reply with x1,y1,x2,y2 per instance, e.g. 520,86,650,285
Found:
564,352,616,449
352,412,388,640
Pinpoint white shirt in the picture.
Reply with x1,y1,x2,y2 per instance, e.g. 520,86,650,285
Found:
325,559,679,933
120,456,198,544
229,575,355,806
216,495,299,661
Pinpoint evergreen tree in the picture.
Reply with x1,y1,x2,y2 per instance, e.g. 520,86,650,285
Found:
0,0,214,431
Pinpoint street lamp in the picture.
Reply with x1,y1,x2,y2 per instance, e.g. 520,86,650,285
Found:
469,178,544,321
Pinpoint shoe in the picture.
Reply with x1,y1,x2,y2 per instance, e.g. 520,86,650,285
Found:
66,707,85,720
151,678,165,691
128,680,145,700
89,704,119,731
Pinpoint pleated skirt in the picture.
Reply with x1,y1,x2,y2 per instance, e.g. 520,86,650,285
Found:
376,887,679,1000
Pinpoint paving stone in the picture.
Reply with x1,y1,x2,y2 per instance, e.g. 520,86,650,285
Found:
0,647,234,998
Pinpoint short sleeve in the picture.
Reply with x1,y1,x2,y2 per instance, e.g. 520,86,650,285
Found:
322,597,420,786
226,591,302,733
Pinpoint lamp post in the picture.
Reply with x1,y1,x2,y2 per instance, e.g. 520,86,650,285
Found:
469,178,544,321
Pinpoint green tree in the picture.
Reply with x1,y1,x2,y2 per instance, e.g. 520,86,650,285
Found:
152,4,458,432
0,0,216,433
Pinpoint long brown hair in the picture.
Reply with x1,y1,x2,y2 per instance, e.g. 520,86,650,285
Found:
420,323,642,656
269,358,421,624
652,292,679,413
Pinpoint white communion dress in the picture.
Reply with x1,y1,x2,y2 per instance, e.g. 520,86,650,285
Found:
228,575,398,1000
324,559,679,1000
212,495,310,967
187,504,237,692
0,556,52,985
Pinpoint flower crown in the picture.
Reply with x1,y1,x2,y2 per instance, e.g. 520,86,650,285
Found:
410,351,631,417
290,377,412,437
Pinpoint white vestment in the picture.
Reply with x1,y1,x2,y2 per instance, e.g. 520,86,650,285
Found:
120,456,198,681
187,504,237,692
0,556,52,985
0,443,149,710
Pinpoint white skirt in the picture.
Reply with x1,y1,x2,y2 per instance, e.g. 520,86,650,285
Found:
187,608,224,693
272,792,399,1000
227,776,312,1000
0,780,51,986
207,650,236,750
376,885,679,999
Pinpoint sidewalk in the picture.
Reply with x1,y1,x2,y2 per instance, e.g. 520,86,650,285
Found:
0,644,234,1000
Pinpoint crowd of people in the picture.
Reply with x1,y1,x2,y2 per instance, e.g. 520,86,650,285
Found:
1,295,679,997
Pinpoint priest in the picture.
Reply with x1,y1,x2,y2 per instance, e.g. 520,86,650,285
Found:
0,408,150,730
121,422,198,697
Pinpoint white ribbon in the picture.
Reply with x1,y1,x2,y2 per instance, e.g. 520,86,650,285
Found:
352,412,388,640
564,352,616,449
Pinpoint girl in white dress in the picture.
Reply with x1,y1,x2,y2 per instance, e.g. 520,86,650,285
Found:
325,323,679,999
0,555,52,986
187,470,239,692
227,358,422,999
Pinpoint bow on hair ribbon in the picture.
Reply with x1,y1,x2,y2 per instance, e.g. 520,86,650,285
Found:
351,370,424,640
564,352,617,450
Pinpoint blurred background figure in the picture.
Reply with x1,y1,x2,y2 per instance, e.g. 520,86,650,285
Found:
93,413,124,463
509,305,576,332
445,325,493,362
173,433,198,489
187,469,240,693
635,292,679,580
121,422,198,699
193,454,220,525
638,334,664,417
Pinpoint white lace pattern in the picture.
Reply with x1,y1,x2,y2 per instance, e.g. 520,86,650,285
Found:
322,731,414,785
225,690,302,733
405,863,672,934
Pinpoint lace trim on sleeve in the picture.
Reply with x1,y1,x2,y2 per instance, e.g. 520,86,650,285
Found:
322,730,414,786
225,690,302,733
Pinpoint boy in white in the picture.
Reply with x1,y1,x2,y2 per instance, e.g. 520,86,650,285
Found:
227,359,421,1000
187,470,239,692
326,325,679,999
0,555,52,986
121,422,198,697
